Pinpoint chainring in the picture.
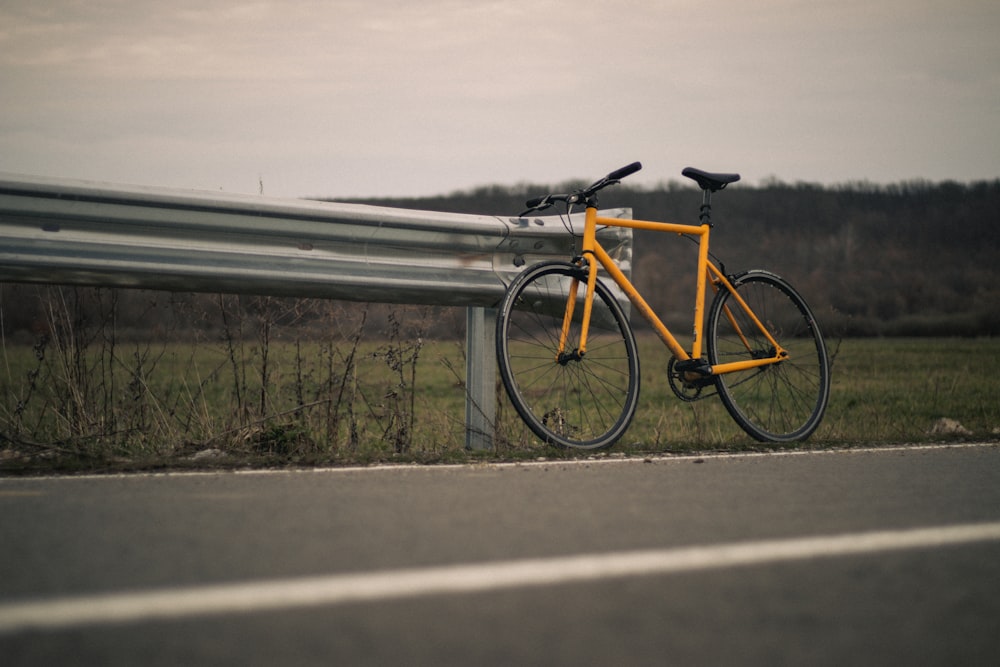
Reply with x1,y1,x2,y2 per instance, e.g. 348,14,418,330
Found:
667,357,715,402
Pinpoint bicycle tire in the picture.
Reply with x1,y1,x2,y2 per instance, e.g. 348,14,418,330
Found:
496,262,640,450
707,270,830,442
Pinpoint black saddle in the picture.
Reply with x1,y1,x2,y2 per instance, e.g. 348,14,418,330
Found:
682,167,741,192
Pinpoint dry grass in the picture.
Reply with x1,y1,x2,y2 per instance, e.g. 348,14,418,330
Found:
2,291,998,473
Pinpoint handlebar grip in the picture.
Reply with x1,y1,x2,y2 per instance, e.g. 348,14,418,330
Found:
525,195,548,209
607,161,642,181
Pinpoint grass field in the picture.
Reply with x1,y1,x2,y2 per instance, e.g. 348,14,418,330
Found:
1,335,998,472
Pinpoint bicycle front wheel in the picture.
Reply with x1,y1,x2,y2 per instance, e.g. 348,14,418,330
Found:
496,262,640,450
707,270,830,442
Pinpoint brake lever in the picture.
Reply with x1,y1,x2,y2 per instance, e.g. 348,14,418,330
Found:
519,195,554,218
518,203,551,217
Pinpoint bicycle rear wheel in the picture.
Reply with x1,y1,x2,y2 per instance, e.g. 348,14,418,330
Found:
496,262,640,450
707,270,830,442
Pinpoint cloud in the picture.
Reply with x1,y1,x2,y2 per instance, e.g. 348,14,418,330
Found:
0,0,997,197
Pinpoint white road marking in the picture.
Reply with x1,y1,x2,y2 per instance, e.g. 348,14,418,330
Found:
2,520,1000,634
5,441,996,482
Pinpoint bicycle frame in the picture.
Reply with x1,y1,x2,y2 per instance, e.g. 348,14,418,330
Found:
562,205,788,377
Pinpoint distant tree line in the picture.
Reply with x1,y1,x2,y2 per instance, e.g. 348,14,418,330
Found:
341,177,1000,337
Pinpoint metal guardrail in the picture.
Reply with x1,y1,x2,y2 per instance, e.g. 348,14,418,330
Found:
0,173,632,449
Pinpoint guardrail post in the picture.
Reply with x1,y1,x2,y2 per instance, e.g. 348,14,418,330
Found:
465,306,496,450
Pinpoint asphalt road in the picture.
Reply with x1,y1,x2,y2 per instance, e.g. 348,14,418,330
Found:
2,444,999,666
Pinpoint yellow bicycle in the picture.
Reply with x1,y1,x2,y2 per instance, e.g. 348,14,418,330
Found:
496,162,830,449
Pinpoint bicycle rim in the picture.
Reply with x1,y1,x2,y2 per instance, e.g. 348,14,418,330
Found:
708,271,830,442
497,263,640,450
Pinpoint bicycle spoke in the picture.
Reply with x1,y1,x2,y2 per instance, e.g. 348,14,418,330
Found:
497,263,639,449
708,271,830,442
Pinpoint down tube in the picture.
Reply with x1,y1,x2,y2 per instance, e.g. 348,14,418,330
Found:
591,243,690,361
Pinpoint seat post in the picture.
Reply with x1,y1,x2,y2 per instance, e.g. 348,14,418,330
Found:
699,189,713,226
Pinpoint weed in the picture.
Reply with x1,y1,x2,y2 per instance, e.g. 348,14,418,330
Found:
2,284,999,473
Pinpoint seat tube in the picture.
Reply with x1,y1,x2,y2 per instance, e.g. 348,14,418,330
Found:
691,223,711,359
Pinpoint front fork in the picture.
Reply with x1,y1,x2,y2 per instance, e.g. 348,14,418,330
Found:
556,207,602,360
556,258,597,362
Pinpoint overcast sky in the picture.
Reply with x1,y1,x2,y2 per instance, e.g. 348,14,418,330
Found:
1,0,997,199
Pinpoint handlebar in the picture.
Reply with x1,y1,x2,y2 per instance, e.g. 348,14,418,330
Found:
521,161,642,215
607,161,642,181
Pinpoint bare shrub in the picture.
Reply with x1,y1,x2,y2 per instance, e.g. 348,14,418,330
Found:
0,285,463,466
